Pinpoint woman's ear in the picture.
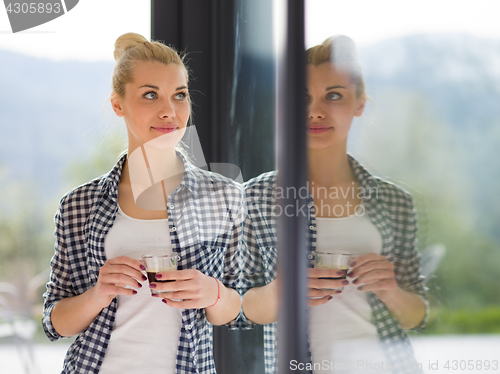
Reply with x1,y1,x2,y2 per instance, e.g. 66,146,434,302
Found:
110,93,125,117
354,94,366,117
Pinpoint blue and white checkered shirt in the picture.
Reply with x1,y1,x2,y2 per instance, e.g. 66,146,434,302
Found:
43,153,245,374
242,155,428,374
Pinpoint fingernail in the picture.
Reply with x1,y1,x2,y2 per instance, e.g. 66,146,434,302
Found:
353,279,359,284
140,264,146,270
337,270,346,276
142,275,147,281
336,290,342,294
162,299,168,304
151,293,159,297
349,261,356,267
347,272,354,278
342,280,349,285
149,283,156,288
137,283,142,288
357,286,363,291
132,290,137,295
155,273,162,279
327,296,333,300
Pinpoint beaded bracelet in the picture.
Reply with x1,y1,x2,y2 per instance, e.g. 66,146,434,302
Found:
208,278,221,307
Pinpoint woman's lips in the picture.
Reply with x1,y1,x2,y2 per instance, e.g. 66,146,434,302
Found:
152,125,178,134
307,126,332,134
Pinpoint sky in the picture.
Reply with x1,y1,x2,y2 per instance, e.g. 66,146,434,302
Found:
305,0,500,48
0,0,499,61
0,0,151,61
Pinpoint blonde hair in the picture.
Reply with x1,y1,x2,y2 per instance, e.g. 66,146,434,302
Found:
112,32,189,99
306,35,365,98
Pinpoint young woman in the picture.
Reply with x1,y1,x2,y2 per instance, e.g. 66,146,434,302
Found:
242,36,428,374
42,32,243,374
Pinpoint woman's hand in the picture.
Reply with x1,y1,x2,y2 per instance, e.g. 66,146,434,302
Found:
308,268,347,307
90,255,146,309
150,269,219,309
348,253,397,303
52,255,146,337
348,252,427,329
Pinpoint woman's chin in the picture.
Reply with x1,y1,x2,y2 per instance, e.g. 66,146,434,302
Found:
144,129,186,150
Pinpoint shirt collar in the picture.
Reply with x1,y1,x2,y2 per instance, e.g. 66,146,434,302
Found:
100,150,200,198
348,154,379,201
176,150,200,198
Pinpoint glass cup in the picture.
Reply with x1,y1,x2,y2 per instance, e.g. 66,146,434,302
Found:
314,253,353,290
142,254,178,294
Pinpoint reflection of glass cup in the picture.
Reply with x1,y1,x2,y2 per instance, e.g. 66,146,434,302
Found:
142,254,178,294
315,253,353,290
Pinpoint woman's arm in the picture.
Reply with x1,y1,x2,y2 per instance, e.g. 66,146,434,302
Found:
242,279,278,324
348,253,426,330
205,280,241,325
153,269,241,324
51,256,145,337
242,268,349,324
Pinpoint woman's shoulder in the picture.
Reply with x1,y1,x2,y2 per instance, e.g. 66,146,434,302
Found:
372,177,415,207
57,176,108,214
243,171,277,192
191,166,244,197
57,157,125,214
349,155,414,209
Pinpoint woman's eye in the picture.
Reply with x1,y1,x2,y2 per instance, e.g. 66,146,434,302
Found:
175,92,187,100
326,92,342,100
144,91,158,100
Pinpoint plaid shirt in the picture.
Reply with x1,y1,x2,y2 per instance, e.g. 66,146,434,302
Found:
242,155,428,374
43,153,245,374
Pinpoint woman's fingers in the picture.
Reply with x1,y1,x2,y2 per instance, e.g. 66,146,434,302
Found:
102,257,146,282
150,270,218,308
309,277,348,290
308,268,347,291
100,272,143,290
308,295,333,307
348,254,393,278
97,283,139,296
308,288,341,298
356,279,397,292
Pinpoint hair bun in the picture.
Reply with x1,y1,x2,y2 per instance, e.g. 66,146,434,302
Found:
326,35,358,63
114,32,149,61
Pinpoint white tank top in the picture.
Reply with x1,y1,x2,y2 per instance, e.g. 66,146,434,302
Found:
309,209,390,373
99,205,182,374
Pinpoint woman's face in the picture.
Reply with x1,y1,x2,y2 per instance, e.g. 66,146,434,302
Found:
111,61,190,153
306,62,365,151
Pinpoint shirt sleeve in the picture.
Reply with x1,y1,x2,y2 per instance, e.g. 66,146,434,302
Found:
221,183,247,330
392,193,429,332
42,198,75,341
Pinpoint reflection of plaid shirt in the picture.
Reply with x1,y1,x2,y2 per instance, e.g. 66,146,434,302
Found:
242,155,428,374
43,153,244,374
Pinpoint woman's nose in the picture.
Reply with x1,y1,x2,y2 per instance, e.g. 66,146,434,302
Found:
308,103,325,119
159,100,176,119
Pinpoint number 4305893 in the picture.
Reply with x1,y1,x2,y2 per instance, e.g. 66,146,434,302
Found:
5,2,61,14
444,360,498,371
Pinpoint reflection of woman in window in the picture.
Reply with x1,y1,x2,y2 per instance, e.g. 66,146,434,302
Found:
42,33,243,374
242,36,427,374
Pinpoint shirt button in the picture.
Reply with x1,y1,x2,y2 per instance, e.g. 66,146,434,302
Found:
308,203,313,208
171,227,177,232
187,324,193,330
308,254,314,260
169,205,175,210
309,225,314,230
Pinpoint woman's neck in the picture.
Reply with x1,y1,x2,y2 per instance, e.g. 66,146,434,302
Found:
307,146,356,188
122,144,185,201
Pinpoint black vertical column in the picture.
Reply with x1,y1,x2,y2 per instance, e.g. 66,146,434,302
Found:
151,1,274,373
276,1,308,373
